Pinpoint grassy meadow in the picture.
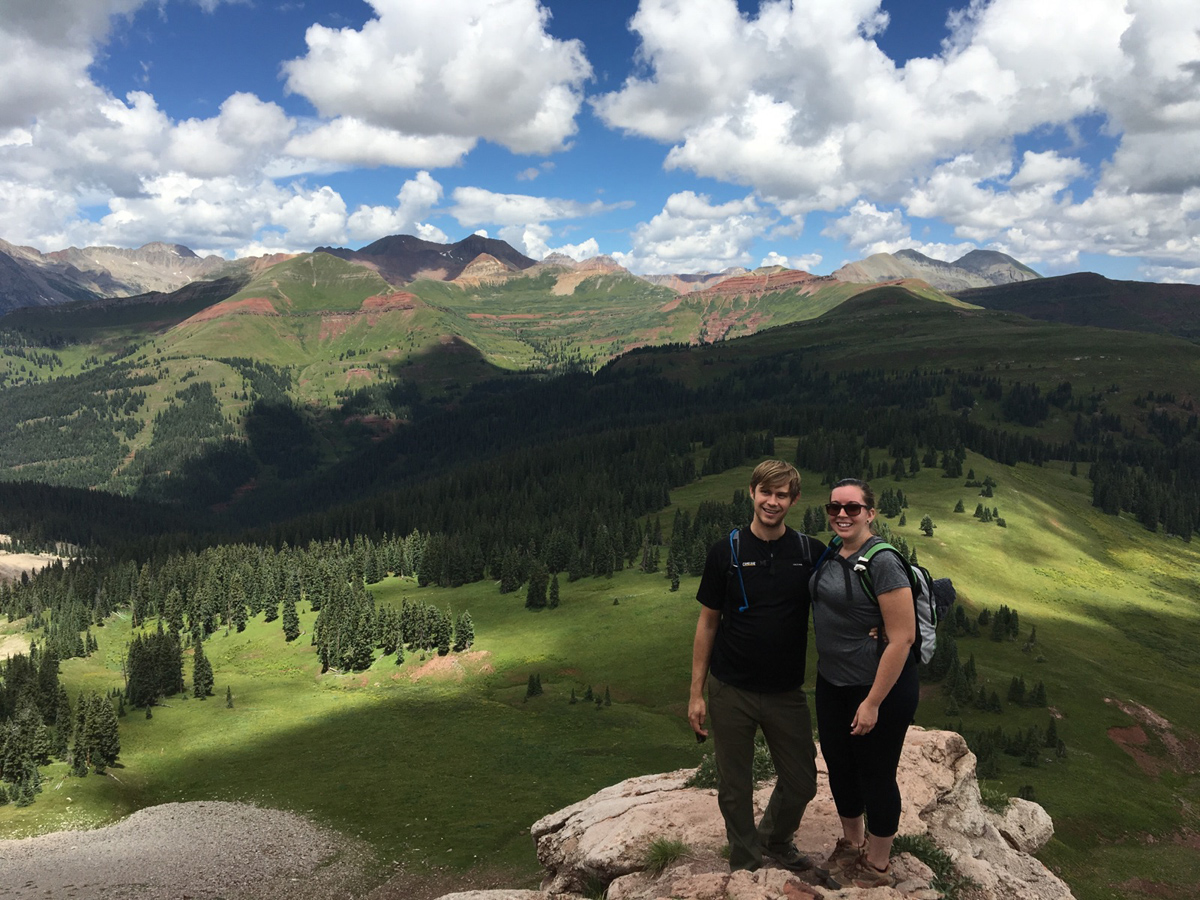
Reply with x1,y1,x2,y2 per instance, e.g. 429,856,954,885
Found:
2,444,1199,900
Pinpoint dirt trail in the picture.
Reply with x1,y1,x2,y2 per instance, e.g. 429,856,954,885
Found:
0,801,375,899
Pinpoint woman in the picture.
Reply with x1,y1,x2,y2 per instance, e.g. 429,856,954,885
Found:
811,477,918,889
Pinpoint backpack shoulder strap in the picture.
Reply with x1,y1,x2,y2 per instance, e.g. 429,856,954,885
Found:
812,534,840,573
797,531,819,566
853,541,918,604
728,527,749,612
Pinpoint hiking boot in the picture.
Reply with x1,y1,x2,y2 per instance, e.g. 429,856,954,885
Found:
827,853,897,889
762,842,826,875
823,837,866,875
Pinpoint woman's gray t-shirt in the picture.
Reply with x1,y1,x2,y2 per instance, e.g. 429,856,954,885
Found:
812,536,912,687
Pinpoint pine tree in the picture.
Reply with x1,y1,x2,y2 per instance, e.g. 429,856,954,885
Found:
1008,676,1026,705
192,638,214,699
920,515,935,537
548,575,560,609
88,695,120,773
52,688,72,759
226,686,234,708
434,607,452,657
453,611,475,652
525,560,548,609
164,587,185,635
954,499,965,512
70,693,88,776
282,594,300,642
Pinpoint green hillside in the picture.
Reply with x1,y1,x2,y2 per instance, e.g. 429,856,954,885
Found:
2,448,1196,900
3,270,1200,899
0,269,970,497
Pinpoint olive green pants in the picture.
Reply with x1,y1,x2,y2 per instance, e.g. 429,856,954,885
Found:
708,675,818,870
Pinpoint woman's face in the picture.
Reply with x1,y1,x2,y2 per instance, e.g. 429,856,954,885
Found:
827,484,875,544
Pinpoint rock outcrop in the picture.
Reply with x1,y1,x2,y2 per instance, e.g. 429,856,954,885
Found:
438,729,1074,900
832,250,1039,292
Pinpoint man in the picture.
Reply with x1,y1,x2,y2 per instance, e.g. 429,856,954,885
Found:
689,459,823,872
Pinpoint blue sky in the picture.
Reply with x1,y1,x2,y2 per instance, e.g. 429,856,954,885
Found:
2,0,1198,281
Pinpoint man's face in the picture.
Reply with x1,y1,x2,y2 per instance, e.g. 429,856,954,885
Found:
751,481,796,530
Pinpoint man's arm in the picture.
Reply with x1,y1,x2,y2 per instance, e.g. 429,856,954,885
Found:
689,605,721,737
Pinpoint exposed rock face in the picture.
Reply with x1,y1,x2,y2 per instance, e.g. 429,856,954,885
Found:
448,729,1074,900
695,268,836,300
530,253,638,295
641,268,751,294
953,249,1041,284
0,238,240,312
453,253,521,285
833,249,1040,292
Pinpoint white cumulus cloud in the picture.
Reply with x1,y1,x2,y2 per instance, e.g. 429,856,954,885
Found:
282,0,592,159
449,186,621,227
615,190,773,274
595,0,1200,273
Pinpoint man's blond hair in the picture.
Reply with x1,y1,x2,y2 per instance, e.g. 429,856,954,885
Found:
749,459,801,498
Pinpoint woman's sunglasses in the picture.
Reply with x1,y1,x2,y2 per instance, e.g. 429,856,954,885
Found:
825,501,869,517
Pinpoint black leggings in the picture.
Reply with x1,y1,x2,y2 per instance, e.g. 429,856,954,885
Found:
815,660,918,838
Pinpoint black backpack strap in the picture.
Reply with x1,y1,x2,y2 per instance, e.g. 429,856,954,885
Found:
728,528,749,612
797,531,817,566
812,534,839,574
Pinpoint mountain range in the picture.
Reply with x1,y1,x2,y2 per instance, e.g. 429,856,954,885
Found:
0,235,1043,315
831,248,1041,290
0,238,244,311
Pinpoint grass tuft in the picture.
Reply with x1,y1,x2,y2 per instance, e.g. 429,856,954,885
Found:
644,837,691,875
892,833,977,900
978,782,1011,813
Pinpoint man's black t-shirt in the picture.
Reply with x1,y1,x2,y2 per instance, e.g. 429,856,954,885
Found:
696,526,823,693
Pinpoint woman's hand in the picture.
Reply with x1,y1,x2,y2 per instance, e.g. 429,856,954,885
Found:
851,698,880,735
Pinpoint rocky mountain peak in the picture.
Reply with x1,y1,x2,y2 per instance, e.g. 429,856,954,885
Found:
833,249,1040,292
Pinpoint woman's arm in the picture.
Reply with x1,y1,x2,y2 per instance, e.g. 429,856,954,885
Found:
850,586,915,735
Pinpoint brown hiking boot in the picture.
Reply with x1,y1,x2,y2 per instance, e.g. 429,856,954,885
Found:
828,853,897,889
823,837,866,875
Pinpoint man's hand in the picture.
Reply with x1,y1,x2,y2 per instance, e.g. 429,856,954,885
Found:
690,606,720,741
689,694,708,739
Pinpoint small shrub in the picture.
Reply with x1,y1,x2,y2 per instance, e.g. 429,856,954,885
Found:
685,734,775,789
978,782,1010,812
892,833,977,900
644,837,691,875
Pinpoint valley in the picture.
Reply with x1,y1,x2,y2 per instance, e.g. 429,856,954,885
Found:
2,238,1199,900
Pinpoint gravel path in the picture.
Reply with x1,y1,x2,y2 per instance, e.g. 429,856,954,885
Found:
0,801,377,899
